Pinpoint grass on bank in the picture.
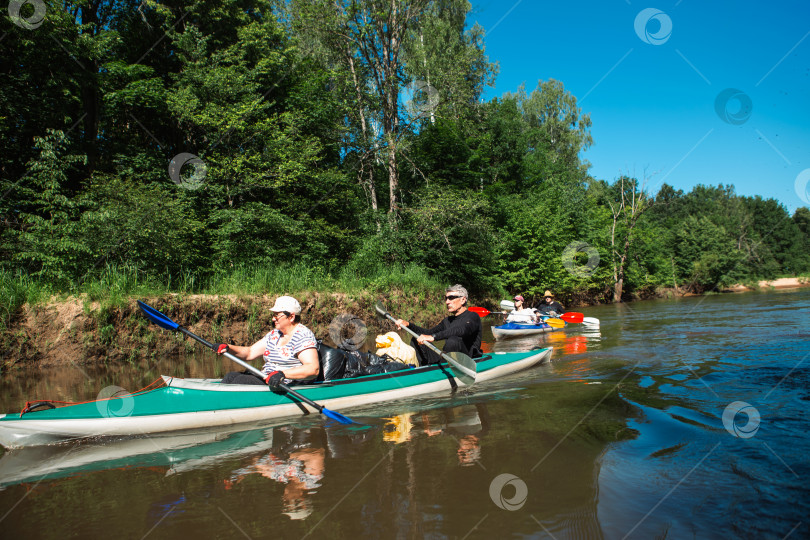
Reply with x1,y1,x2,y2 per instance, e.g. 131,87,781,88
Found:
0,262,452,329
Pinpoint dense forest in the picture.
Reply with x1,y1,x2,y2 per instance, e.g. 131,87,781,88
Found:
2,0,809,312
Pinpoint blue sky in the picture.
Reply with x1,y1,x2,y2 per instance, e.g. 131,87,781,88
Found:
467,1,810,213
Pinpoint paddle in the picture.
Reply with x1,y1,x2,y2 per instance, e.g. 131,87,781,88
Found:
137,300,356,425
543,317,566,328
554,311,600,326
559,312,584,324
545,312,602,327
483,303,600,327
470,306,566,329
582,317,600,327
374,301,476,386
468,306,497,317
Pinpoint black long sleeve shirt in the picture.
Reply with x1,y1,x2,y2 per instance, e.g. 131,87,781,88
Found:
535,300,565,316
408,309,482,357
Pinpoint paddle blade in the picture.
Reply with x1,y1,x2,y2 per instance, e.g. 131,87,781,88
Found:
374,301,389,318
499,300,515,312
560,312,584,324
544,318,565,328
445,352,476,386
137,301,179,331
468,307,491,317
321,408,357,425
582,317,600,327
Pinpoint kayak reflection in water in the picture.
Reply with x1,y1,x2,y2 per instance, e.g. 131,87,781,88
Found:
216,296,319,387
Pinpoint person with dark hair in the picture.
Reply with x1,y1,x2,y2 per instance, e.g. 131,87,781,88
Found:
535,290,565,317
216,296,319,386
395,284,482,366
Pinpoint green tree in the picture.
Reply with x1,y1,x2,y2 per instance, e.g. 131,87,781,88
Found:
505,79,593,191
742,196,810,275
401,186,497,291
3,130,88,285
607,176,654,302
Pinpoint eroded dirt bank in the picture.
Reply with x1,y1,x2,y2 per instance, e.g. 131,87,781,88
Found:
4,278,808,370
1,292,451,371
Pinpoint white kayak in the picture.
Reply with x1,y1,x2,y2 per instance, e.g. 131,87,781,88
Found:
491,321,558,340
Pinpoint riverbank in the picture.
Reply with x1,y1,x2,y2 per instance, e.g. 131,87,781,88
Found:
722,276,810,292
4,275,809,370
648,276,810,300
0,292,453,371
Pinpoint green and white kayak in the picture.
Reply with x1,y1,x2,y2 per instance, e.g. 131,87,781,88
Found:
0,348,552,449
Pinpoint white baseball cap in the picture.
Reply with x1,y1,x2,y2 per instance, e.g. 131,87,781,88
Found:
270,295,301,314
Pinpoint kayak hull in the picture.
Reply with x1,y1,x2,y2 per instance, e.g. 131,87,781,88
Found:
0,348,552,448
492,322,557,340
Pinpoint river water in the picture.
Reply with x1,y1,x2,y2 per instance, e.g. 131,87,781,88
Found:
1,289,808,539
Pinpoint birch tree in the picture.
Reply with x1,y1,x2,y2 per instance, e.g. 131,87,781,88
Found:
609,175,653,302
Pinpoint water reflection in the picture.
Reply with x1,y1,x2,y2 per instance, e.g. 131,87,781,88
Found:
4,291,807,538
0,427,253,489
383,403,490,467
0,382,630,538
0,420,374,492
486,325,602,361
225,426,326,520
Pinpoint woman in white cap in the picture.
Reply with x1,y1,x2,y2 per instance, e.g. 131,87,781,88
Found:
217,296,319,386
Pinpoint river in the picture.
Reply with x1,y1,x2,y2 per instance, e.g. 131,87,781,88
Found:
1,289,808,539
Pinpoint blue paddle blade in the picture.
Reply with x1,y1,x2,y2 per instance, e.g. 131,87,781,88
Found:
137,300,179,331
321,408,356,425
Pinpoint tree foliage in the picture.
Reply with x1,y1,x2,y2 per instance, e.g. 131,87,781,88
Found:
1,0,808,303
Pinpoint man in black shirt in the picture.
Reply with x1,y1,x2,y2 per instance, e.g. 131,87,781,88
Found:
535,290,565,317
395,284,483,366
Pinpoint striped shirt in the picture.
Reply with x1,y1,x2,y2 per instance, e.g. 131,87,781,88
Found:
262,324,318,375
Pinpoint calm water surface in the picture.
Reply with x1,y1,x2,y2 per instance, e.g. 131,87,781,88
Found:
1,290,808,539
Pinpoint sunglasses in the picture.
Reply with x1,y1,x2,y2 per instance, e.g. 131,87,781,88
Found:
445,295,462,300
272,312,291,319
